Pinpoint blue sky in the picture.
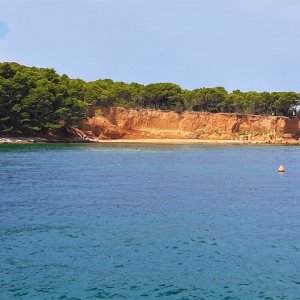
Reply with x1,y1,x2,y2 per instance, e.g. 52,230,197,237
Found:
1,0,300,91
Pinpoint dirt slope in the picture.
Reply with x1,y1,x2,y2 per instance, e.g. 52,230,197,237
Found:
80,106,300,143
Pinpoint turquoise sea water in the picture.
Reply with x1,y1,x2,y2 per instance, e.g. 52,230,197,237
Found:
0,143,300,299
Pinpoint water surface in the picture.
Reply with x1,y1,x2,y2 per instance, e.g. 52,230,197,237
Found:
1,144,300,299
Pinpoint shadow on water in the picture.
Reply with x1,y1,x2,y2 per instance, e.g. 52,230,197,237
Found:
0,142,227,153
1,142,299,153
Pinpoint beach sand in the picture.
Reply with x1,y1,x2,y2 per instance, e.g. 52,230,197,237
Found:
96,138,269,145
0,137,298,145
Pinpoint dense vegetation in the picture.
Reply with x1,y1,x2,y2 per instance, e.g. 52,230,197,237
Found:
0,62,299,134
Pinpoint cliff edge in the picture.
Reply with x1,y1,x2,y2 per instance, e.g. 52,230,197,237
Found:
80,106,300,144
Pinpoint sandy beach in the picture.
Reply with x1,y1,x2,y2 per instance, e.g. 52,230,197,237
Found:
95,138,298,145
1,137,299,145
96,138,245,144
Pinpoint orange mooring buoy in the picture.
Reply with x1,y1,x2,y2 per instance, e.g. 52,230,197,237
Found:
278,165,285,172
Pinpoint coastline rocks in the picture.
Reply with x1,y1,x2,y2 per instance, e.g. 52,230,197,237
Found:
80,106,300,144
0,137,47,144
2,107,299,144
80,116,126,139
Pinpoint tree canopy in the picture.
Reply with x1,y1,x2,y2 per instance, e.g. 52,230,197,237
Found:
0,62,87,133
0,62,299,134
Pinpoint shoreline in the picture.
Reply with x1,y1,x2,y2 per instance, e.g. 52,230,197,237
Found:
0,137,92,144
96,138,299,145
1,137,299,146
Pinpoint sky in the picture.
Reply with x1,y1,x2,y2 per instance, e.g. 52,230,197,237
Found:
0,0,300,92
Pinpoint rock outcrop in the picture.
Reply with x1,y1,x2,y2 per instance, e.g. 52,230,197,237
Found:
80,106,300,143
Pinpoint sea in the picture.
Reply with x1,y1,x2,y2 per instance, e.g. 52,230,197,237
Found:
0,143,300,299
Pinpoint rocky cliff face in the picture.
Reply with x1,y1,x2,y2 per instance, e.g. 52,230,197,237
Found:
80,106,300,143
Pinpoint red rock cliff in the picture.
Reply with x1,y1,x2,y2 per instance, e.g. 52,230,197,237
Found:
80,106,300,143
